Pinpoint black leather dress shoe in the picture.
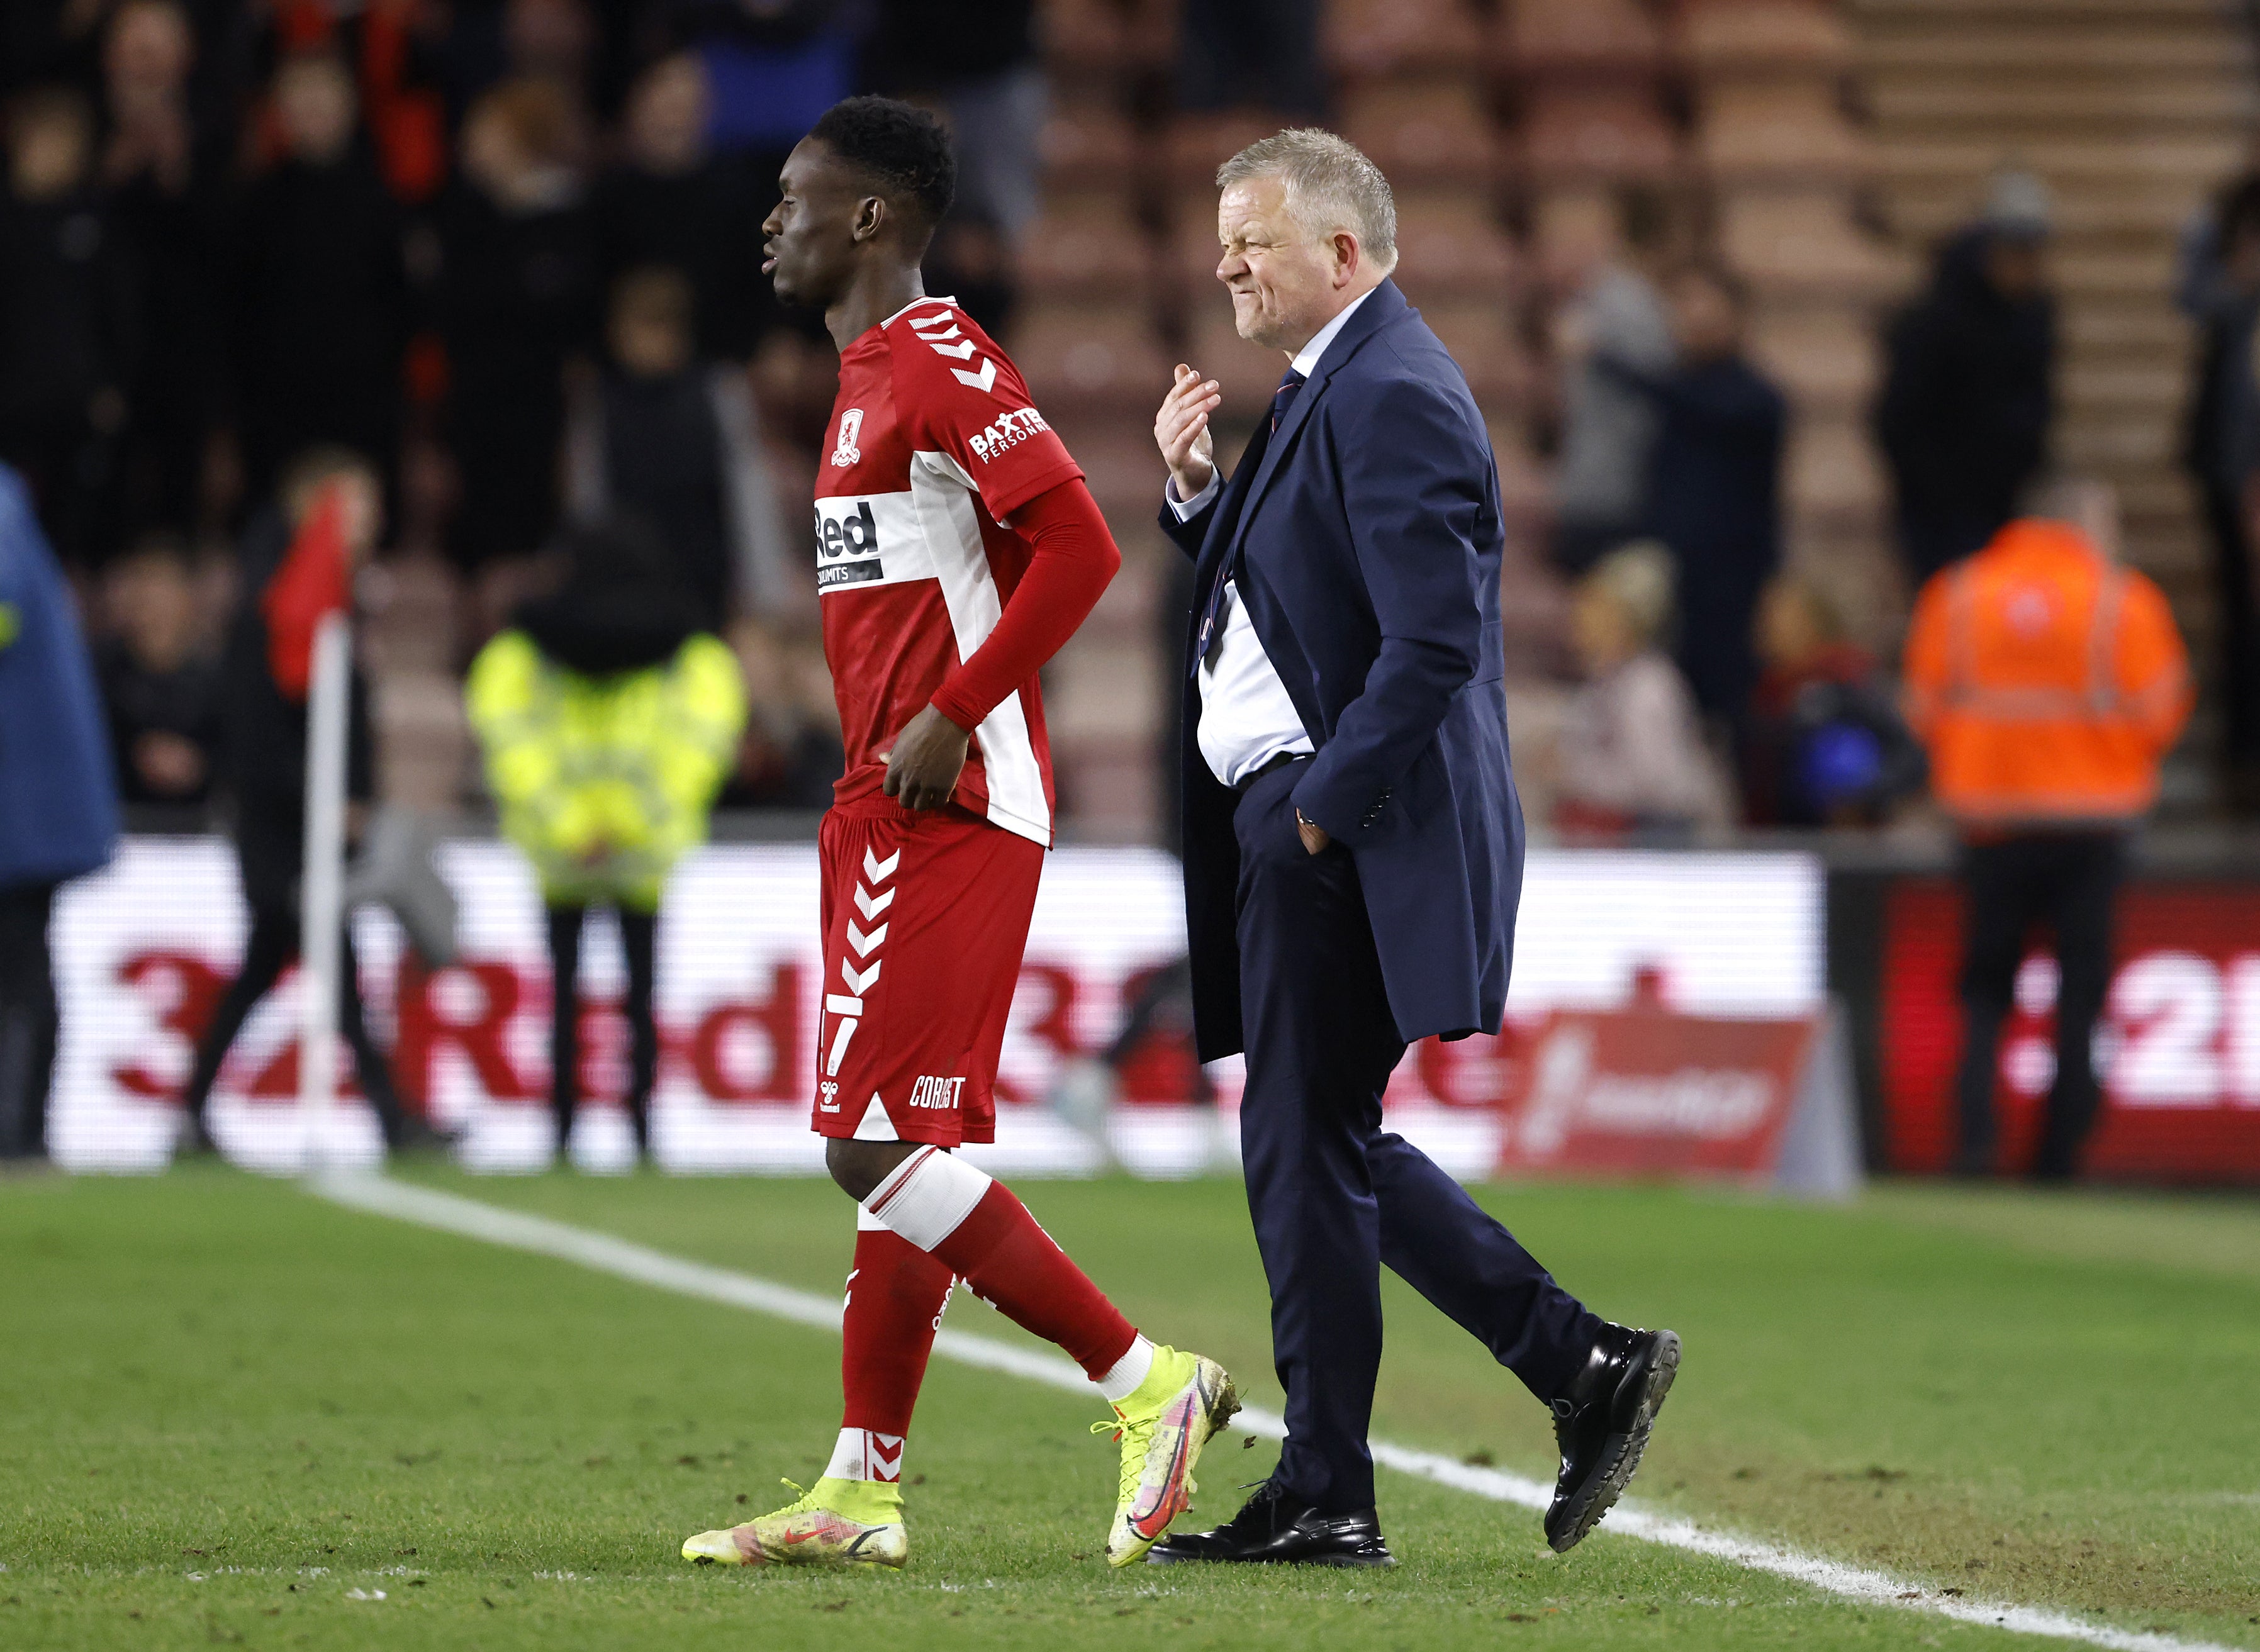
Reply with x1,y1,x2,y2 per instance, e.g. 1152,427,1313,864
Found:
1145,1479,1396,1567
1545,1324,1680,1553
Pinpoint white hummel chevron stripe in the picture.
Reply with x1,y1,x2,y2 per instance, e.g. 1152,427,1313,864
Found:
841,957,881,996
845,920,887,957
824,994,864,1017
863,848,900,884
853,885,895,920
825,1015,858,1077
318,1175,2247,1652
950,358,997,393
925,335,978,360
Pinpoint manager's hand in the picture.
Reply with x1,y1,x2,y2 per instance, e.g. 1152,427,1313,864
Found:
1156,364,1221,501
881,705,970,812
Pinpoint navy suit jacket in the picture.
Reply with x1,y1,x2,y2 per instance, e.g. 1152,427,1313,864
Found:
1161,279,1524,1060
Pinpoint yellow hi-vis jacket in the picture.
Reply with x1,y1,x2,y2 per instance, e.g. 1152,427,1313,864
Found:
466,630,747,910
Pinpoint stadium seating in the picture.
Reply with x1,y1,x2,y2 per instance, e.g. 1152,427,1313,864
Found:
1853,0,2254,794
629,0,2241,835
1497,0,1667,79
1389,192,1523,302
1013,303,1175,413
1681,0,1855,76
1324,0,1486,76
1511,86,1680,182
1696,81,1869,181
1016,194,1156,298
1338,79,1499,185
1038,107,1141,192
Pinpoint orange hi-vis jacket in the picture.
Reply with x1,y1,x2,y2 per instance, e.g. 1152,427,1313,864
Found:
1903,519,2191,828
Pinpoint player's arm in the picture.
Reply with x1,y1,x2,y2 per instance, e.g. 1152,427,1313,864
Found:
883,477,1122,810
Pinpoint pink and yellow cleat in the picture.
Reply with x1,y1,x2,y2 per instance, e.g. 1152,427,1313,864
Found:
1095,1345,1240,1566
681,1477,907,1569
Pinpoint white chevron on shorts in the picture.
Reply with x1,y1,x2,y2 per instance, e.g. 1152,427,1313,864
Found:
825,840,900,1093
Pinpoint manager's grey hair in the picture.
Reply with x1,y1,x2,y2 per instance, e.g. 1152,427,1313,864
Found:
1216,128,1398,272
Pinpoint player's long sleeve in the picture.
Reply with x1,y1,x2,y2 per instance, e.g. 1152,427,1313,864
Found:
929,477,1121,732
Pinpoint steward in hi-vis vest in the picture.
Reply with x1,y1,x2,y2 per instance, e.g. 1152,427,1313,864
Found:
1903,517,2190,828
1901,511,2191,1182
466,517,745,1164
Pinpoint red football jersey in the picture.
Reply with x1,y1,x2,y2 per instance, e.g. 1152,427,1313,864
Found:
814,296,1085,846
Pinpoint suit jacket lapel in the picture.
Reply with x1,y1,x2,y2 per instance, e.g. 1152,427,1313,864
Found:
1187,437,1267,654
1226,280,1407,561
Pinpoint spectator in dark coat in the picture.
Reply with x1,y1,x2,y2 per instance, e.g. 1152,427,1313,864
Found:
590,53,766,362
1177,0,1326,120
231,48,409,507
1877,172,2057,587
435,76,597,579
1603,264,1787,729
2176,174,2260,812
0,462,120,1163
96,533,222,813
176,450,425,1159
0,86,137,569
102,0,226,540
565,265,789,628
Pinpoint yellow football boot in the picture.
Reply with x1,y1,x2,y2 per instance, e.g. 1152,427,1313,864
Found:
1094,1346,1240,1566
681,1477,907,1569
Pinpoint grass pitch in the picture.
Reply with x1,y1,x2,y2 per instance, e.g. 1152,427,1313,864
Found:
1,1164,2254,1651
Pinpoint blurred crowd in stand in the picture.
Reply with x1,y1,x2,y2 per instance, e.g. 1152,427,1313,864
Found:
3,0,2252,1176
3,0,2256,861
0,0,1049,825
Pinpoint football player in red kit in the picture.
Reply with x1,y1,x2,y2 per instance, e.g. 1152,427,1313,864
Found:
680,98,1238,1573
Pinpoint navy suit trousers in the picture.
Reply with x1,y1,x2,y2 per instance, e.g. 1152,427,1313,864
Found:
1232,759,1603,1512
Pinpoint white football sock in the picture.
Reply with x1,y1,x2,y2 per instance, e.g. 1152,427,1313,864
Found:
1095,1334,1157,1405
824,1426,905,1484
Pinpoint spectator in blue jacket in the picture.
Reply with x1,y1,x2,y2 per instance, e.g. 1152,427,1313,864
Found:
0,462,120,1164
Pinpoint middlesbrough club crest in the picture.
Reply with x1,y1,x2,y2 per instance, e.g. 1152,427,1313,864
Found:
831,408,864,467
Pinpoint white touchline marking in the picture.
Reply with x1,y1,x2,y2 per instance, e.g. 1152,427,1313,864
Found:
310,1174,2232,1652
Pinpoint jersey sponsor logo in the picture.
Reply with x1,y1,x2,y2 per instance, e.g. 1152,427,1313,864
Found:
831,408,864,467
811,491,934,594
906,307,1000,396
814,498,884,588
907,1074,966,1111
968,406,1051,464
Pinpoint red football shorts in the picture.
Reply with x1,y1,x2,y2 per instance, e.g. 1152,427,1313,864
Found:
810,796,1044,1147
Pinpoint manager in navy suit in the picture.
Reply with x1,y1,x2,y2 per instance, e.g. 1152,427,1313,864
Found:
1142,131,1679,1568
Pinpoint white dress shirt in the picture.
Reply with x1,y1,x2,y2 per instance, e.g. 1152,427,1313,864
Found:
1170,288,1378,787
